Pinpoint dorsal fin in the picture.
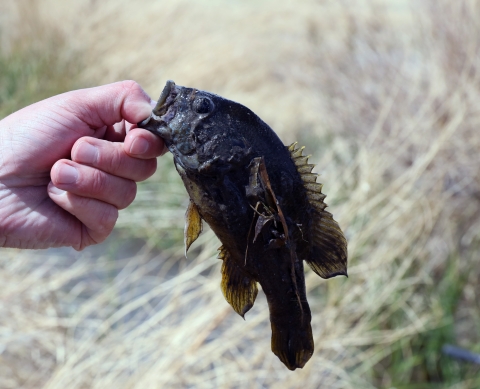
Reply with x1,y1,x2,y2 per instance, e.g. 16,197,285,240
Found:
218,246,258,318
287,143,348,278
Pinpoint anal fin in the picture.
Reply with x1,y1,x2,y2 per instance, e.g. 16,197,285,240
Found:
184,200,203,257
218,246,258,318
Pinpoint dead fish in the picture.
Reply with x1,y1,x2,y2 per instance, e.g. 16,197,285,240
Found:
138,80,347,370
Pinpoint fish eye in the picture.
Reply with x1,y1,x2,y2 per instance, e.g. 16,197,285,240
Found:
193,97,213,114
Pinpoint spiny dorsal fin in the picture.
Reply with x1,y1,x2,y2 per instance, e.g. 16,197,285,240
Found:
291,146,305,158
287,143,348,279
300,173,318,183
287,142,298,152
219,245,258,318
184,200,203,257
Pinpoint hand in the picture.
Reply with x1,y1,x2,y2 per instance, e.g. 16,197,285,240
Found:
0,80,165,250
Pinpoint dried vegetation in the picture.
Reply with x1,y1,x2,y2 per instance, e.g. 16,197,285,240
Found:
1,0,480,387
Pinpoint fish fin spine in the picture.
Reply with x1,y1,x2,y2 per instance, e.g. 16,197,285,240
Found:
287,142,298,152
287,143,348,279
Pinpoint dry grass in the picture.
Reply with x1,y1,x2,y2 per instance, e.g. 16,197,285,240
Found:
2,0,480,387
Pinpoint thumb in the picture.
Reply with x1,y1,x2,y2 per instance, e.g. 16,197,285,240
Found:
57,80,153,130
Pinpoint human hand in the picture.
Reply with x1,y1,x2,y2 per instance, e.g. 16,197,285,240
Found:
0,80,165,250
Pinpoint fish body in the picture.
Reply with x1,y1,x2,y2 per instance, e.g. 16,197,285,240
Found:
138,81,347,370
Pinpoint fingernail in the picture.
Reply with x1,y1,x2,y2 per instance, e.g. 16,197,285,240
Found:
160,144,169,156
56,164,78,184
129,137,149,155
75,142,98,164
137,101,153,120
48,183,66,196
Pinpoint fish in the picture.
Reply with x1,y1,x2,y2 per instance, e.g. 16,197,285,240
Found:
138,80,348,370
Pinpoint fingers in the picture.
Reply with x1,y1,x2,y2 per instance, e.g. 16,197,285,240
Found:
103,120,127,142
47,183,118,249
47,129,165,248
62,80,154,130
51,161,137,210
0,80,155,178
71,135,160,181
124,128,168,158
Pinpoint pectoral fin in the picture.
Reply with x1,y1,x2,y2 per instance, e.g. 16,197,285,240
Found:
218,246,258,318
288,143,348,278
246,157,290,242
184,200,203,256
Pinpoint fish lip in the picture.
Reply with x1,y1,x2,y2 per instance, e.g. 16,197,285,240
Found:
137,111,173,140
138,116,152,127
137,80,179,138
152,80,176,117
147,123,172,140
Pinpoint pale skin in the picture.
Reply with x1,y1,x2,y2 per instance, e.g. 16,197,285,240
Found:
0,80,166,250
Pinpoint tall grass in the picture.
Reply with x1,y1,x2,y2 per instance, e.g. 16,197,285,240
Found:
1,0,480,387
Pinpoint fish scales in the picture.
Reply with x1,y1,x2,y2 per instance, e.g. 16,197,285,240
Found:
138,80,348,370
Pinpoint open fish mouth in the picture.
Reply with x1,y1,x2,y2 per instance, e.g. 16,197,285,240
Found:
152,80,177,117
137,80,179,138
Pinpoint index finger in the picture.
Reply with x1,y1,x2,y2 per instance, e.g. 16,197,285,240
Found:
124,128,168,159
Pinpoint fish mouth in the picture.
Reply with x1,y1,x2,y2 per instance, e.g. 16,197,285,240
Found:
152,80,177,117
137,80,200,170
137,80,178,138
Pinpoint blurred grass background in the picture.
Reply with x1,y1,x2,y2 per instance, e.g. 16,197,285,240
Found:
1,0,480,387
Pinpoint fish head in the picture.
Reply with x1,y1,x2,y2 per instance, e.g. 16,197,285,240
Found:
138,80,253,174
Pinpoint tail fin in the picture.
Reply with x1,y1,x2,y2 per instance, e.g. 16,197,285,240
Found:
270,319,314,370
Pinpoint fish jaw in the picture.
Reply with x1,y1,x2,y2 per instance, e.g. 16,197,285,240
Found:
138,80,221,171
137,80,180,142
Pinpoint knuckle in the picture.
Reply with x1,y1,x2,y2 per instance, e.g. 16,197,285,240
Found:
121,80,142,94
137,159,157,182
121,79,150,102
104,146,123,172
96,205,118,234
90,169,108,195
118,181,137,209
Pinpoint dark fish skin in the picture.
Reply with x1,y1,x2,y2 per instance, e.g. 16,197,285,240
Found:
138,81,347,370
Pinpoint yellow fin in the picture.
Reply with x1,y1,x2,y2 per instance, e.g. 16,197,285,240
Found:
287,142,298,152
184,200,203,257
307,208,347,278
307,191,327,202
310,199,327,211
297,164,316,174
304,182,323,192
291,146,305,158
288,142,348,279
300,173,318,183
219,246,258,318
293,155,310,166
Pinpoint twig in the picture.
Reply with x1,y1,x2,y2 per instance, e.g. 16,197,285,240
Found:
442,344,480,364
